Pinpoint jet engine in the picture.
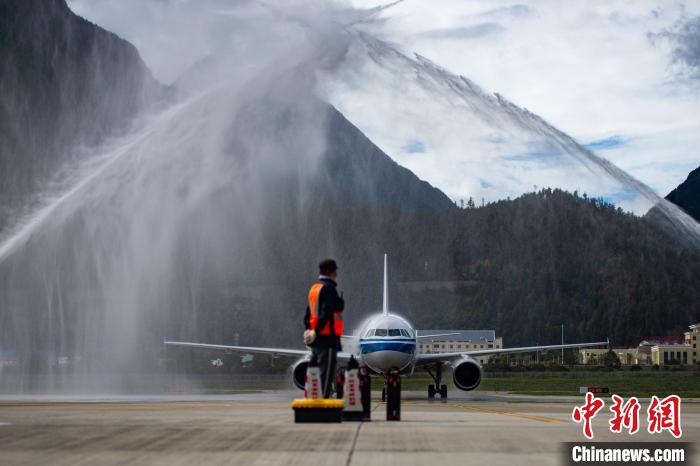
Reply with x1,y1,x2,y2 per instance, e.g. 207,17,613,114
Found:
292,358,310,390
452,357,483,391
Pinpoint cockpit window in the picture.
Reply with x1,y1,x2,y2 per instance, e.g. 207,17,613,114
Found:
364,329,374,338
388,329,402,337
374,329,387,337
400,329,411,337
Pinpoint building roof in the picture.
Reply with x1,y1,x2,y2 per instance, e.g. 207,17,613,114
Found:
641,336,685,345
580,348,634,352
417,330,496,341
651,344,691,350
689,323,700,330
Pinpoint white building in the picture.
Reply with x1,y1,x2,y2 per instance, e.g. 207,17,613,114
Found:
580,348,638,365
651,344,691,365
579,323,700,366
685,323,699,364
416,330,502,364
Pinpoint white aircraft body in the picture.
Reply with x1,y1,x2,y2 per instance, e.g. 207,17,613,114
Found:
166,255,608,399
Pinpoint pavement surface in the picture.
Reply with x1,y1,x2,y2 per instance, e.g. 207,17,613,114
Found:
0,391,697,465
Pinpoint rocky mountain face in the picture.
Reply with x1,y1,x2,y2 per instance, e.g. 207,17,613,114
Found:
0,0,698,380
0,0,164,229
666,166,700,223
0,1,456,374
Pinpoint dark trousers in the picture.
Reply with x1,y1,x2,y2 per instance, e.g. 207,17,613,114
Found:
311,347,337,398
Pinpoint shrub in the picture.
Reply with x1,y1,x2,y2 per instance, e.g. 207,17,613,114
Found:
603,350,622,369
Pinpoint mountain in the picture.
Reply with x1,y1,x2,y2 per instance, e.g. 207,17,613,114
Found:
0,1,698,382
0,0,164,229
0,1,455,376
176,180,700,350
162,91,699,348
394,190,700,346
166,94,459,352
666,166,700,223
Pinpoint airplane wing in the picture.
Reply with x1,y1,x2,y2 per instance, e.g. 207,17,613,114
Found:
164,340,354,361
414,340,609,366
416,333,462,340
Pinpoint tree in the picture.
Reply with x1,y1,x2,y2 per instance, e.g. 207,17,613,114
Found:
563,349,579,367
603,350,621,369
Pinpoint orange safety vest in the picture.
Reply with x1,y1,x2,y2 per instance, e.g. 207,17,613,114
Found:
308,282,344,336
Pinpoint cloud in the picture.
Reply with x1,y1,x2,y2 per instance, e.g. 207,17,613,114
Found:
584,136,627,151
664,16,700,79
418,23,505,40
343,0,700,199
66,0,700,207
477,4,532,19
402,140,426,153
67,0,360,84
600,186,638,205
412,4,532,41
501,149,557,162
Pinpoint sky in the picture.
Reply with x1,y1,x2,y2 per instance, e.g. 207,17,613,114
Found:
349,0,700,200
67,0,700,205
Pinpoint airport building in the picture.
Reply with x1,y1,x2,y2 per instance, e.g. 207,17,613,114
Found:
579,348,638,365
578,323,700,366
647,323,699,366
636,336,684,365
650,344,691,366
686,323,699,364
416,330,502,364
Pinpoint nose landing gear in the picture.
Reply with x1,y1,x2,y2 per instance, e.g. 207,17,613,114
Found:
425,363,447,401
428,383,448,399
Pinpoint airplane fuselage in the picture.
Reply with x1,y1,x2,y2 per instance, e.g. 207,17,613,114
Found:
355,313,417,375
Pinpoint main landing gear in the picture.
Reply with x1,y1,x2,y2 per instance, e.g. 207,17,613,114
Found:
425,363,447,401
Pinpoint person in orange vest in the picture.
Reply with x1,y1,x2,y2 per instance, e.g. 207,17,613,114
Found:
303,258,344,398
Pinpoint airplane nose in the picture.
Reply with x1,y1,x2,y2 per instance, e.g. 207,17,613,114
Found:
363,350,413,373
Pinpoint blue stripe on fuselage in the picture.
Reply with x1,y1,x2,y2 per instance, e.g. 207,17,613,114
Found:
359,338,415,343
360,341,416,355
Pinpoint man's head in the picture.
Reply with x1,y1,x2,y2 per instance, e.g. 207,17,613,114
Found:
319,258,338,279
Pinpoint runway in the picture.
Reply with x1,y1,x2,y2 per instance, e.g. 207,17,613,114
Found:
0,391,697,465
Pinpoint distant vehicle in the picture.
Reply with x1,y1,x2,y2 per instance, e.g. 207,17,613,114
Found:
210,358,224,367
240,354,254,365
167,255,607,399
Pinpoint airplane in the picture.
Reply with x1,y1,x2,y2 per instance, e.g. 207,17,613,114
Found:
165,254,608,399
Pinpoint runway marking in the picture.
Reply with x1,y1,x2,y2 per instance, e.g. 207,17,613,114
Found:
0,401,285,412
379,400,565,424
0,422,11,426
454,404,566,424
